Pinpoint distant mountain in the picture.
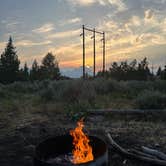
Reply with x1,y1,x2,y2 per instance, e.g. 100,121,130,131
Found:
61,66,93,78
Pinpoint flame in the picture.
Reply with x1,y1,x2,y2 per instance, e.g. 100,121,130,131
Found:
70,119,94,164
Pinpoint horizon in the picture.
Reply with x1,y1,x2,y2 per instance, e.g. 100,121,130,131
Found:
0,0,166,74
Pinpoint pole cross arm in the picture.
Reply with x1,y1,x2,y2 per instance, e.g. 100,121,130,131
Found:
84,27,103,34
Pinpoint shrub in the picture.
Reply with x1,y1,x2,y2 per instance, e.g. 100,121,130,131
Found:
80,81,96,105
61,80,82,103
135,90,166,109
152,80,166,92
4,81,41,94
39,85,55,102
93,78,110,95
56,80,96,104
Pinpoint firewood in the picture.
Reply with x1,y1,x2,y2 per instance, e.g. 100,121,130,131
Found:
142,146,166,161
129,149,158,159
106,132,166,166
88,109,165,115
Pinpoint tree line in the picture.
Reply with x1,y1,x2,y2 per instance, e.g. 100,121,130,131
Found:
0,37,166,84
98,58,166,81
0,37,61,84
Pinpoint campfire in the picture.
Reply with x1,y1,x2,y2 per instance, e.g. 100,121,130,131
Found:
34,119,108,166
70,118,94,164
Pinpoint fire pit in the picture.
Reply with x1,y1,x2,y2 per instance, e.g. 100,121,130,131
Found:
34,119,108,166
34,134,108,166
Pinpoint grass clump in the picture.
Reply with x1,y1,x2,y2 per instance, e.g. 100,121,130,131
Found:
39,85,55,102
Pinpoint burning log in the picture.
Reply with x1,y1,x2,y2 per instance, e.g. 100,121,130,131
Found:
69,118,94,164
106,132,166,166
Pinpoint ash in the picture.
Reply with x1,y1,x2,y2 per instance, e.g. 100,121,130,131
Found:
47,153,73,165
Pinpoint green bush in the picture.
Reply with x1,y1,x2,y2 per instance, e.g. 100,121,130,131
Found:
1,79,166,109
135,90,166,109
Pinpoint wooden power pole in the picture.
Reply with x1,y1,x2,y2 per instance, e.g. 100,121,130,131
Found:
82,25,85,79
103,32,106,73
81,25,105,78
93,28,96,77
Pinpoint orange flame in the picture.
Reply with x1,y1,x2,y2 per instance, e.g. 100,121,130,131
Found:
70,119,94,164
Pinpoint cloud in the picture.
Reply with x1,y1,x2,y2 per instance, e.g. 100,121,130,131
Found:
47,29,81,39
67,0,95,6
16,40,52,47
60,17,82,26
1,0,165,70
126,16,141,27
66,0,127,11
106,0,127,12
65,17,82,24
0,42,5,48
144,9,154,19
46,6,166,68
6,21,19,29
1,20,20,30
0,42,6,52
32,23,54,33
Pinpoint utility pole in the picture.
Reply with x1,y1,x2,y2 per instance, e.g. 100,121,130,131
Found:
81,25,105,78
103,32,106,74
93,28,96,77
82,25,85,79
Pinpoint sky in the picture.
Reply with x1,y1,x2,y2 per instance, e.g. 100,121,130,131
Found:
0,0,166,74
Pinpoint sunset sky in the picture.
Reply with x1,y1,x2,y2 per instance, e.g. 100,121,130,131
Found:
0,0,166,73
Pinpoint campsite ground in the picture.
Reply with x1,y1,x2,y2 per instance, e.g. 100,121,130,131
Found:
0,79,166,166
0,107,166,166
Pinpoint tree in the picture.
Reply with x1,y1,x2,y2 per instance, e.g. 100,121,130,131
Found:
30,59,40,81
0,37,20,83
107,58,151,81
40,52,60,80
161,65,166,80
157,66,162,78
109,62,121,80
23,62,29,81
18,62,29,81
137,57,150,80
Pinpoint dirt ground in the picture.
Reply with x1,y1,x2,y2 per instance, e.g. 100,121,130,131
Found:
0,110,166,166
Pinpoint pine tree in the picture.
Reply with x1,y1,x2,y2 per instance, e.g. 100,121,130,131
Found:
137,57,150,80
23,62,29,81
161,65,166,80
17,63,29,81
157,66,162,78
30,59,39,81
0,37,20,83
